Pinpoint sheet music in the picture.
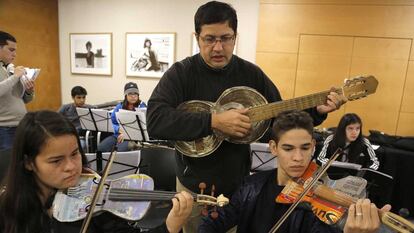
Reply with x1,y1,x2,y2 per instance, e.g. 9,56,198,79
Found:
91,109,114,133
85,150,141,179
76,107,96,131
250,142,277,171
116,111,149,141
24,67,41,81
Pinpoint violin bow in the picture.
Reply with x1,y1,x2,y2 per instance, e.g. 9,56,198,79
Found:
268,148,344,233
79,146,118,233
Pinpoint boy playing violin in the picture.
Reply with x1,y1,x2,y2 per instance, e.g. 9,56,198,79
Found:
0,110,193,233
199,110,391,233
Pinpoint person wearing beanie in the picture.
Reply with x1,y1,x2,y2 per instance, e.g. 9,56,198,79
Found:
97,82,147,152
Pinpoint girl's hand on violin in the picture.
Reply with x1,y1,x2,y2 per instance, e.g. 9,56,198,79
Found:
166,191,194,233
344,199,384,233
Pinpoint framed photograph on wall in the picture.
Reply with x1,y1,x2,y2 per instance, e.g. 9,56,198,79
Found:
70,33,112,75
191,33,238,55
126,33,175,78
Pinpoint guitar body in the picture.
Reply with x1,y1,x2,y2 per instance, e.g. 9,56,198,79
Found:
175,87,270,157
174,76,378,158
175,100,223,157
213,86,271,144
53,174,154,222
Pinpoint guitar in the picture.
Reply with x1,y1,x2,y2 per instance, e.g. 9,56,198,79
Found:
175,76,378,157
53,173,228,222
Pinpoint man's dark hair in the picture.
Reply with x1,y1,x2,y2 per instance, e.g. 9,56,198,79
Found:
86,41,92,48
271,110,314,143
194,1,238,35
0,31,16,47
71,86,87,97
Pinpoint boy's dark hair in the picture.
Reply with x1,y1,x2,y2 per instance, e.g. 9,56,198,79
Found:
71,86,87,97
194,1,238,35
271,110,314,143
85,41,92,48
0,31,16,47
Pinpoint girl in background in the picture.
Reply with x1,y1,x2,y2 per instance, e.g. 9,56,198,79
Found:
98,82,147,152
317,113,379,170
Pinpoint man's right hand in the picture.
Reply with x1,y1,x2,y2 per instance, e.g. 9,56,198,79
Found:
14,66,25,78
211,108,251,138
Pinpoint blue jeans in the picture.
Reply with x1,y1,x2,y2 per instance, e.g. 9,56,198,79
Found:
97,135,129,152
0,126,17,151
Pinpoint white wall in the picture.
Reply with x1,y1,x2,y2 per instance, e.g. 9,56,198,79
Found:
58,0,259,105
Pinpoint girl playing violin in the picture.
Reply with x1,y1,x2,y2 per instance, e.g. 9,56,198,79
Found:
199,110,391,233
0,110,193,233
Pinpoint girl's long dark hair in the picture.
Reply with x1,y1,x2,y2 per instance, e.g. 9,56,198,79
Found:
0,111,87,233
329,113,365,163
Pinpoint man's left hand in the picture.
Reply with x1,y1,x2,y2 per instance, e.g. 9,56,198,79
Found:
316,88,347,114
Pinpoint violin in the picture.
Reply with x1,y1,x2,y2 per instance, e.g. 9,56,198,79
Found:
276,162,414,233
52,173,229,222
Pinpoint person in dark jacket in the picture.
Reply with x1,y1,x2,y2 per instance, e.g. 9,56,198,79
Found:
0,110,193,233
199,110,391,233
317,113,379,170
146,1,346,232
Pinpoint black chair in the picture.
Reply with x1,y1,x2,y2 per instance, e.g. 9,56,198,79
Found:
0,149,12,182
133,147,177,231
358,168,394,209
139,147,176,191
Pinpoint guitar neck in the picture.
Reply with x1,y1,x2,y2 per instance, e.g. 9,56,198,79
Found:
248,89,342,122
108,188,197,201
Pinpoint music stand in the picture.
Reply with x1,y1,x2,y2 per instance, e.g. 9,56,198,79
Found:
250,142,277,172
76,107,98,152
85,150,141,179
326,161,361,180
357,168,394,207
116,110,149,142
91,109,114,145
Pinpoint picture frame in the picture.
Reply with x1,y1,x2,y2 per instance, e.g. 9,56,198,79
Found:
191,33,238,55
70,33,112,75
126,32,176,78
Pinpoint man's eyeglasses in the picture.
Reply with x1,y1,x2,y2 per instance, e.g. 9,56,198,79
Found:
199,34,235,46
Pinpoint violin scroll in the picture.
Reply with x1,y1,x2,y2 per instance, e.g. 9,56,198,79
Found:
198,183,229,219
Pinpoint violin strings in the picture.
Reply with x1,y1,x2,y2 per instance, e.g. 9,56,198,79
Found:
108,188,197,201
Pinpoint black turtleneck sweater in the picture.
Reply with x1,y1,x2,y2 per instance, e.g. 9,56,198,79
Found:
147,54,325,197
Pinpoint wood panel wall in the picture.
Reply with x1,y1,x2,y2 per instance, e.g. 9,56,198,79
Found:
0,0,60,111
257,0,414,136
